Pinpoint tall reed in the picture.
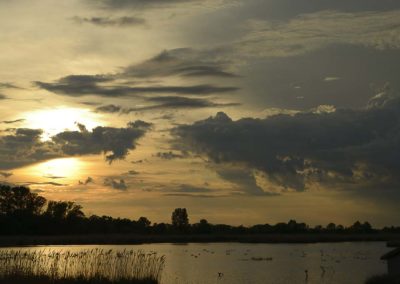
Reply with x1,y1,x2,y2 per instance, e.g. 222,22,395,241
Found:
0,249,165,284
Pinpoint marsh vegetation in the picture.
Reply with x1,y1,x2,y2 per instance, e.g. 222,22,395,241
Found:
0,249,165,284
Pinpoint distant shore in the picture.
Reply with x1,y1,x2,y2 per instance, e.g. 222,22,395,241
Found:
0,233,399,247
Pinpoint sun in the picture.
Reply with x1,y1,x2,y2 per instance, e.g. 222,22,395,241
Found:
30,158,84,180
23,107,103,140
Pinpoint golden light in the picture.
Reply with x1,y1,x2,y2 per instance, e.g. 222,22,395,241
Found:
30,158,84,179
23,107,103,140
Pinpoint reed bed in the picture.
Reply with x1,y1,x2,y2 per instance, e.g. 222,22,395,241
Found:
0,249,165,284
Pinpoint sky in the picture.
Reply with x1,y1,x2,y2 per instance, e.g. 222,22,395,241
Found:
1,0,400,227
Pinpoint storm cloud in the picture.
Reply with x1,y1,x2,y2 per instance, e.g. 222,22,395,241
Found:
173,91,400,192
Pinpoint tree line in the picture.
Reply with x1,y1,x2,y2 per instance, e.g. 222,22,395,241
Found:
0,185,399,235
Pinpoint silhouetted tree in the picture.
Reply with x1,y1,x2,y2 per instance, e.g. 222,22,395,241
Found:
0,185,386,236
0,185,46,216
171,208,189,231
193,219,212,234
45,201,84,220
326,223,337,231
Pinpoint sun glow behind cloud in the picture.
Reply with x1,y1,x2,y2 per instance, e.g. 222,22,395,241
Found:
23,107,103,140
33,158,83,179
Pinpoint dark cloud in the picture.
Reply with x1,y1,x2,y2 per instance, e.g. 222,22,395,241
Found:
104,178,128,190
124,48,238,79
91,0,201,10
0,94,7,100
0,128,59,170
1,119,25,124
216,167,278,196
52,121,152,163
44,175,66,179
156,151,187,160
21,181,68,187
95,97,240,113
0,172,12,178
35,49,239,98
170,184,213,193
0,121,151,169
79,177,94,185
81,101,102,106
0,82,20,89
163,193,218,198
173,91,400,193
125,96,240,112
95,104,122,113
73,16,146,27
36,77,237,97
131,159,145,164
162,183,220,198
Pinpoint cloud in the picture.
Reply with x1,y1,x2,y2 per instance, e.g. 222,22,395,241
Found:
35,49,239,98
124,48,238,78
162,184,220,198
73,16,146,27
0,121,151,169
240,10,400,57
21,181,68,187
95,104,122,113
172,184,213,193
1,119,25,124
0,128,59,170
36,78,237,97
238,0,400,21
0,82,20,89
173,91,400,193
92,0,196,9
89,0,233,10
0,94,7,100
104,177,128,190
0,172,12,178
52,121,152,163
216,167,278,196
79,177,94,185
95,96,240,113
44,175,66,179
125,96,240,112
156,151,187,160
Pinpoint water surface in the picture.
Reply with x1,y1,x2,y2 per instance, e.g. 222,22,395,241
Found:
2,242,390,284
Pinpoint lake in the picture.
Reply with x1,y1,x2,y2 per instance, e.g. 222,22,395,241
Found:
0,242,391,284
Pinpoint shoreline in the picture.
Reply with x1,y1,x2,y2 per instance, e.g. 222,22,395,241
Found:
0,233,399,247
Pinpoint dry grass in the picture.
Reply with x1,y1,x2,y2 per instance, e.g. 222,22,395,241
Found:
0,249,165,284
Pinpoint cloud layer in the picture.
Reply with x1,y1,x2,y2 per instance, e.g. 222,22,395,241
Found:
240,10,400,57
173,91,400,192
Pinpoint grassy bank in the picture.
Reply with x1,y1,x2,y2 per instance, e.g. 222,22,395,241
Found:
0,249,164,284
0,233,399,246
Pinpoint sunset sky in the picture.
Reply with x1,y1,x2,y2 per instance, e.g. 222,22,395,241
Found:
1,0,400,227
